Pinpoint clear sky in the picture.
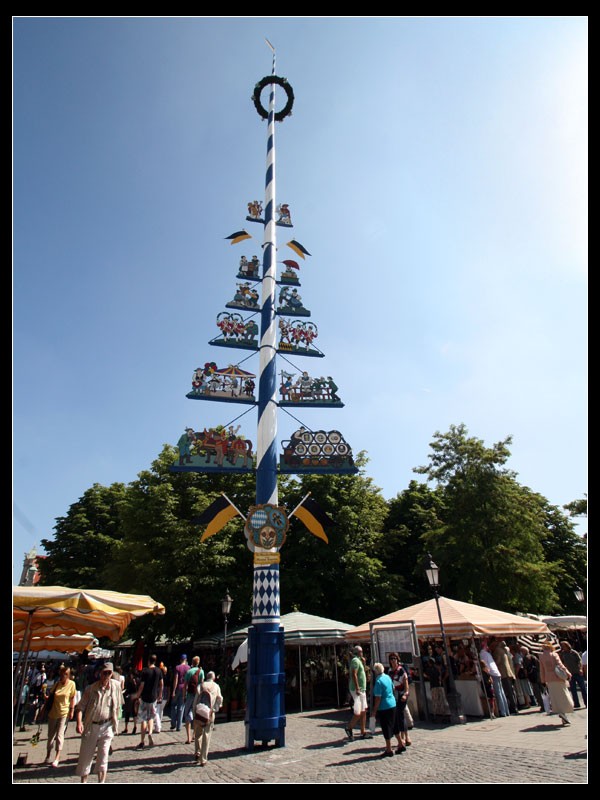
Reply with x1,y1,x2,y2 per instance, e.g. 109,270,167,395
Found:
13,17,588,584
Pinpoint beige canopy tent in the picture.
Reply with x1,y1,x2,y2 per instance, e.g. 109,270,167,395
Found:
203,611,355,712
542,615,587,631
13,633,96,653
346,596,552,640
13,586,165,642
13,586,166,724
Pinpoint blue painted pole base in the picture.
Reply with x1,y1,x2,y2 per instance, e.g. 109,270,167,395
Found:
245,623,286,749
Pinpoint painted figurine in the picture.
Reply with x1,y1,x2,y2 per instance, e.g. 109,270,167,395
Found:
177,428,195,465
247,200,263,219
277,203,292,225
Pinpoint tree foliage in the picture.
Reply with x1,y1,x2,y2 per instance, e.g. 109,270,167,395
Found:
39,483,128,587
381,480,445,603
281,453,394,625
414,424,562,613
37,426,587,642
563,496,588,517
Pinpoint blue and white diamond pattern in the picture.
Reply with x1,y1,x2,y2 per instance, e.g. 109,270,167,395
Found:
252,567,280,623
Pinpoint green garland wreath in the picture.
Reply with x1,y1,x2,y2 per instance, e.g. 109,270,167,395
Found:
252,76,294,122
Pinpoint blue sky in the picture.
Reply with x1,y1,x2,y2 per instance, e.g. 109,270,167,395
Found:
13,17,587,584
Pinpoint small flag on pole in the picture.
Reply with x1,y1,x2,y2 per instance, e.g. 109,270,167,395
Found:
286,240,311,259
225,230,252,245
291,496,333,543
193,496,240,541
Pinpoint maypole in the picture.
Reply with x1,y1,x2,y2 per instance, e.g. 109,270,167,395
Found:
247,38,285,749
170,41,358,751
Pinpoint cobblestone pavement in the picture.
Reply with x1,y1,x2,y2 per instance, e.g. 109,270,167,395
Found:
13,706,587,784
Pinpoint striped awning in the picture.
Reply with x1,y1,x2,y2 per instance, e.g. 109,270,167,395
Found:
13,586,165,643
13,633,96,653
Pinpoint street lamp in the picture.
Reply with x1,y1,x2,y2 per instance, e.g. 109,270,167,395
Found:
424,553,465,724
221,590,233,667
574,586,585,604
221,590,233,720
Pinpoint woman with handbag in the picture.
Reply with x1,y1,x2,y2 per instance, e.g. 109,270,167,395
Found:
388,653,411,750
44,666,76,767
538,639,574,726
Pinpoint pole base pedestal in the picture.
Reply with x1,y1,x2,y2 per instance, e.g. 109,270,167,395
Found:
245,623,286,749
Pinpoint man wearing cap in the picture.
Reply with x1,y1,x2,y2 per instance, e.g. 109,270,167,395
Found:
170,654,190,732
75,662,122,783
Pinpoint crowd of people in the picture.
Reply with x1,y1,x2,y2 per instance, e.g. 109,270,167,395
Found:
16,652,223,783
344,645,414,758
78,654,223,780
15,632,587,778
343,634,586,758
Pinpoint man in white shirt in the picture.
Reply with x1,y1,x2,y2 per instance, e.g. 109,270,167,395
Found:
479,638,510,717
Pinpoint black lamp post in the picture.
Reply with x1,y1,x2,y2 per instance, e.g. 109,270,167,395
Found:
221,590,233,675
424,554,465,724
573,586,586,649
221,590,233,720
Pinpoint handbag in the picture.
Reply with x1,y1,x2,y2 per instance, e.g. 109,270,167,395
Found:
541,689,552,714
37,690,56,723
554,664,569,681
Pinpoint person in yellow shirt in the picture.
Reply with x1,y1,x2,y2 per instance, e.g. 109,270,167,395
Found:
45,666,76,768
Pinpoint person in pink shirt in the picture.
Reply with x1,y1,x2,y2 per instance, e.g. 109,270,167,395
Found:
170,654,190,733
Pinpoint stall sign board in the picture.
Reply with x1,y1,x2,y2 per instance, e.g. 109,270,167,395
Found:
370,621,418,666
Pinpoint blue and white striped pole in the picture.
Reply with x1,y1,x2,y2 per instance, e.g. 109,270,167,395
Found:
256,44,279,517
246,40,286,749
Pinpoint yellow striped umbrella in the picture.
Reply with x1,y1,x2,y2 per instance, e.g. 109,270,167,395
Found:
13,633,96,653
13,586,165,642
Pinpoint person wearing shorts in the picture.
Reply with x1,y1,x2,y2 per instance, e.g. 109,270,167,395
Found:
344,645,372,741
134,655,164,749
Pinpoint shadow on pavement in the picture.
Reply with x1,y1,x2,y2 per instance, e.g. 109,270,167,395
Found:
300,709,349,722
304,738,352,751
563,750,587,760
324,747,396,768
520,723,565,733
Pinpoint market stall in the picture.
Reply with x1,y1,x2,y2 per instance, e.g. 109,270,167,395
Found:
13,585,165,727
346,597,551,719
209,611,355,711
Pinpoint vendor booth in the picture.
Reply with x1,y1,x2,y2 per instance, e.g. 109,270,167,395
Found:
13,585,165,728
346,596,551,719
206,611,355,711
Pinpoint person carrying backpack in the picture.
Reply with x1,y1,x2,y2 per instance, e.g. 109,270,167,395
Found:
192,671,223,766
183,657,204,745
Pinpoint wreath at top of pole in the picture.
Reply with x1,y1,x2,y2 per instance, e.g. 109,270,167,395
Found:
252,76,294,122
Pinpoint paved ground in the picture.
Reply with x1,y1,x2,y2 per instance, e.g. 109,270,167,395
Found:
13,706,587,784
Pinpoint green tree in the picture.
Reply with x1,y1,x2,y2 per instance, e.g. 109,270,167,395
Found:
414,424,559,613
105,445,257,643
38,482,128,587
538,500,587,614
563,496,588,517
381,480,445,603
280,454,395,624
